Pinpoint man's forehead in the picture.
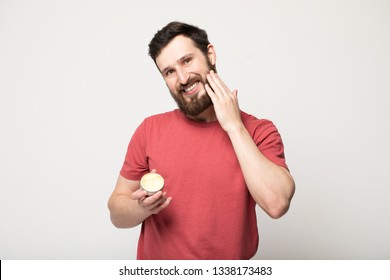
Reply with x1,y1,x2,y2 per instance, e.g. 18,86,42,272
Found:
156,35,199,70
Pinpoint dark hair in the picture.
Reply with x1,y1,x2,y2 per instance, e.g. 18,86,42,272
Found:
148,21,210,62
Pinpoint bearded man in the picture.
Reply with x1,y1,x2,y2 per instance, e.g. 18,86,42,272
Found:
108,21,295,260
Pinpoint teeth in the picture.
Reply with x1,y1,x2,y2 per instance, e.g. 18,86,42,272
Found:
184,82,199,92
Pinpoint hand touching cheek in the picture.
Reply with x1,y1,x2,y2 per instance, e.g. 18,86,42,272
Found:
205,70,243,133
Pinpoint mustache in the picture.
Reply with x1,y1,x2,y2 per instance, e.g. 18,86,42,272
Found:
177,74,205,92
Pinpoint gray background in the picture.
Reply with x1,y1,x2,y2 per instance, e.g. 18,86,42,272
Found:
1,0,389,259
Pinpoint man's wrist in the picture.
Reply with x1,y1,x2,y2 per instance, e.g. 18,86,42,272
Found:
225,121,246,136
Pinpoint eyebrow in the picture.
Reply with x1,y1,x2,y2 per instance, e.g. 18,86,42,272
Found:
160,53,194,74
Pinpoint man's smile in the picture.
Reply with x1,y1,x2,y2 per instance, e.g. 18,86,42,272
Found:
180,79,202,96
183,81,199,93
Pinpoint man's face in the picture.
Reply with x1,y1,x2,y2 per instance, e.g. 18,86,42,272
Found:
155,35,216,117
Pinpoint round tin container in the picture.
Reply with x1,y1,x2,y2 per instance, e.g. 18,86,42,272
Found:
140,172,164,195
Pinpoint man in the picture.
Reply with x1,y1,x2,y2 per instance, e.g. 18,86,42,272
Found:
108,21,295,260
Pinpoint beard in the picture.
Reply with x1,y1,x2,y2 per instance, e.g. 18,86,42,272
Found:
170,63,216,117
170,81,213,117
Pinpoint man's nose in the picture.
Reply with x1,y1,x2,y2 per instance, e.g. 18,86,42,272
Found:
177,68,190,84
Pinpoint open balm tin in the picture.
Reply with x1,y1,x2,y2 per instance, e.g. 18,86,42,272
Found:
140,173,164,196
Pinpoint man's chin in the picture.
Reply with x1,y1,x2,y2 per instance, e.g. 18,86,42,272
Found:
183,106,210,117
171,87,213,117
179,99,213,117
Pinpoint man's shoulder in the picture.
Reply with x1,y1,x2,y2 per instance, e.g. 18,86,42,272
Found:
241,111,273,126
144,109,179,121
141,109,181,128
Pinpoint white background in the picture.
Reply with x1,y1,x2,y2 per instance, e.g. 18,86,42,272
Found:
1,0,389,259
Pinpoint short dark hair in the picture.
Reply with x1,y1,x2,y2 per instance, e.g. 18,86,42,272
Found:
148,21,210,63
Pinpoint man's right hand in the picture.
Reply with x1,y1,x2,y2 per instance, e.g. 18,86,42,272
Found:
132,189,172,215
108,175,172,228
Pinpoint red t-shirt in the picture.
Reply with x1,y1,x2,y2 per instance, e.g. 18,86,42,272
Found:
120,109,287,259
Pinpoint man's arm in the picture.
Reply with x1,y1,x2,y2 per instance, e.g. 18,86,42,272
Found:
226,126,295,218
108,175,172,228
205,70,295,218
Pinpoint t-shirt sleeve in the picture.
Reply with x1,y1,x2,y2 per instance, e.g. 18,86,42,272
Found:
120,120,150,180
253,120,288,170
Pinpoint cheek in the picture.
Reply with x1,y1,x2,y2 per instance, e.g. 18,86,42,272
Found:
165,79,178,92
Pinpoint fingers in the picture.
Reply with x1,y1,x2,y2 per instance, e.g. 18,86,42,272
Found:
205,83,217,103
205,71,242,132
131,188,148,200
138,191,163,206
131,170,172,214
206,70,232,98
156,196,172,213
137,191,172,214
205,70,239,106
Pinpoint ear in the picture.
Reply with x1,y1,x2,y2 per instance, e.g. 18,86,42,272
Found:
207,44,216,66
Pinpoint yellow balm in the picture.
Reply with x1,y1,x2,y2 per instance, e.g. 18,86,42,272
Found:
140,173,164,195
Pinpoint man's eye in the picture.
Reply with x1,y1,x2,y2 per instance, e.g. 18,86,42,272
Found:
184,58,191,64
166,69,174,76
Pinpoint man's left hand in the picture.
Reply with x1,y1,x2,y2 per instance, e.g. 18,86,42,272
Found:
205,70,243,132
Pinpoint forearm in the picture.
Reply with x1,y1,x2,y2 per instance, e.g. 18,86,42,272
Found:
227,124,295,218
204,71,295,217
